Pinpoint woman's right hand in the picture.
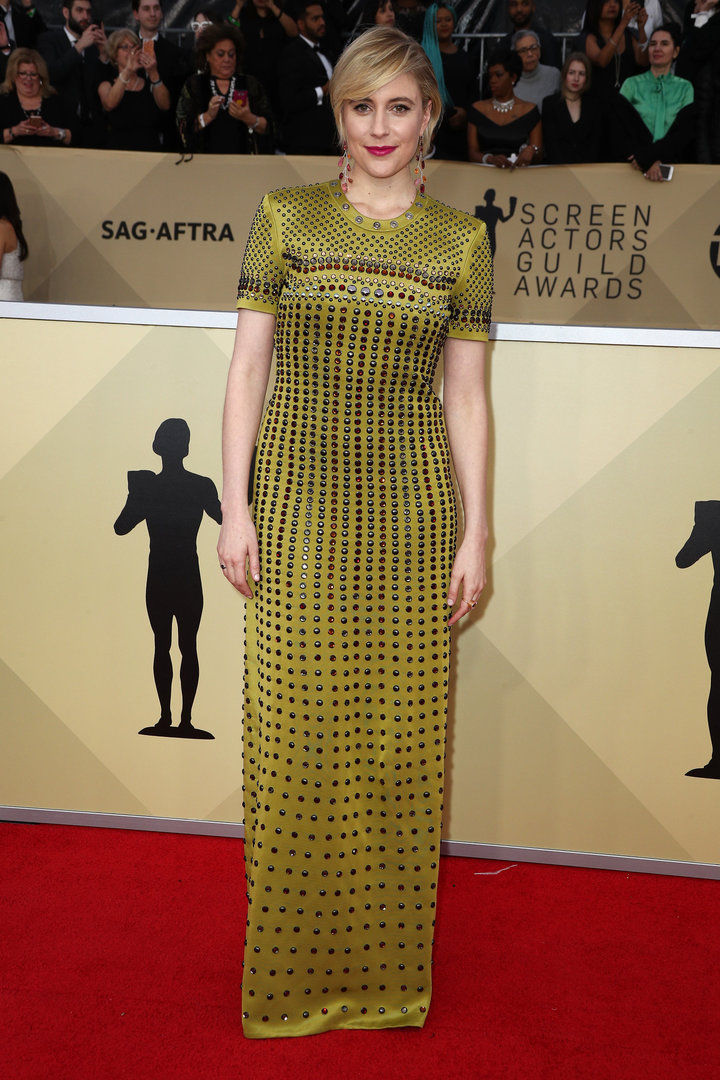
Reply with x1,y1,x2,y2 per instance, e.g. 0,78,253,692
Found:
122,45,141,75
206,95,224,122
13,119,44,137
218,512,260,597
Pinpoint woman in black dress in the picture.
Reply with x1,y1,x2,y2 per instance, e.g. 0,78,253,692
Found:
676,0,720,163
578,0,649,97
97,30,171,151
0,49,72,147
543,51,603,164
176,22,274,154
227,0,298,108
468,49,542,168
421,2,475,160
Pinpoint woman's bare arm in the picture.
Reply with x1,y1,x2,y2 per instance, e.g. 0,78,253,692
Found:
442,335,489,625
217,307,276,596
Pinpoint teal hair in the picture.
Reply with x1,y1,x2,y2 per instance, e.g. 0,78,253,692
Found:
421,2,455,110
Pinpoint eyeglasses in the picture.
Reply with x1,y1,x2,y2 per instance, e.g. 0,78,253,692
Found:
191,20,211,30
516,44,539,55
17,70,40,79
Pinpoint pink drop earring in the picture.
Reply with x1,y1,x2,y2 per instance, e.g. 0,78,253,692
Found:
413,137,426,195
338,141,352,194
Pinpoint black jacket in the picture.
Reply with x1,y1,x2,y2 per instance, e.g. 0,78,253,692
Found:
277,37,336,155
542,92,604,165
143,36,190,152
37,27,107,146
2,1,47,48
677,3,720,163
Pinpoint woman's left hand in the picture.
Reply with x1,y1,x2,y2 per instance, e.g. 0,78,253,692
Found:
447,534,487,626
228,96,253,123
448,105,467,130
644,160,664,181
513,145,536,168
137,50,159,79
488,153,513,168
622,1,642,25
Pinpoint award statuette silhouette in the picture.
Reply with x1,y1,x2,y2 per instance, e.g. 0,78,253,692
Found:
474,188,517,257
114,419,222,739
676,500,720,778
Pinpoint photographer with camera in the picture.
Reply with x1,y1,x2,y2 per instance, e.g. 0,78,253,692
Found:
97,28,171,150
1,47,72,145
176,22,273,154
37,0,107,146
619,23,696,179
131,0,189,151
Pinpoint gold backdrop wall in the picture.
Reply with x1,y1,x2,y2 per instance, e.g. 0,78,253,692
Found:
2,313,718,866
3,146,720,328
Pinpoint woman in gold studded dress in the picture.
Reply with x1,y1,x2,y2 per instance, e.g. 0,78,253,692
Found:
217,25,493,1039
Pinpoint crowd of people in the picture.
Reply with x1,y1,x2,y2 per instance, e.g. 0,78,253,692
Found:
0,0,716,174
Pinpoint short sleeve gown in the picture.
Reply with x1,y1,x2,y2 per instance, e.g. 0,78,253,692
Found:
235,178,493,1038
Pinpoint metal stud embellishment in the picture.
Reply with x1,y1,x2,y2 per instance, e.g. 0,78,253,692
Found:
235,179,493,1036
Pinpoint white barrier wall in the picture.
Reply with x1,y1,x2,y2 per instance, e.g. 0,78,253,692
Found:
3,307,720,872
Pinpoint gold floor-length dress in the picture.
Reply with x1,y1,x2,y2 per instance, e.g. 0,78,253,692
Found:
236,181,492,1038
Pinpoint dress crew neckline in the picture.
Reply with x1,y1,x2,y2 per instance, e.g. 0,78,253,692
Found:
325,179,428,233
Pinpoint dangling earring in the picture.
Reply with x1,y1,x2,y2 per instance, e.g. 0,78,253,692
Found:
413,137,426,195
338,140,352,194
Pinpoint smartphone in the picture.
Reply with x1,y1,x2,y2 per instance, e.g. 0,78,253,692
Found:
142,39,155,57
25,114,44,129
658,164,674,181
232,89,248,106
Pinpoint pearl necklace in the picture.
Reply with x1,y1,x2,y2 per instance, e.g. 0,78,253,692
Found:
210,74,236,110
492,97,515,113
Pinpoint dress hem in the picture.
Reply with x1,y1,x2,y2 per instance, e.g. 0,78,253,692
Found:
242,1014,428,1040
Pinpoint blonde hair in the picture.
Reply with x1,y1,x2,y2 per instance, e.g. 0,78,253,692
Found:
0,48,55,97
106,29,141,66
330,26,443,153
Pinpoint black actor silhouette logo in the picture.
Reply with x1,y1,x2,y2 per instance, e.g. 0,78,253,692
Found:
710,225,720,279
676,501,720,778
114,419,222,739
474,189,517,257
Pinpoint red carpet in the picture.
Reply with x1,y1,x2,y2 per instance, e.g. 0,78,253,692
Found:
3,822,719,1079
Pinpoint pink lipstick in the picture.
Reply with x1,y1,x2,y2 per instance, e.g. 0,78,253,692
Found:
366,146,395,156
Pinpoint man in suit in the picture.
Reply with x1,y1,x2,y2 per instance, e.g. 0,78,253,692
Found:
0,18,12,82
132,0,189,151
38,0,108,147
497,0,561,69
0,0,47,51
278,1,336,155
